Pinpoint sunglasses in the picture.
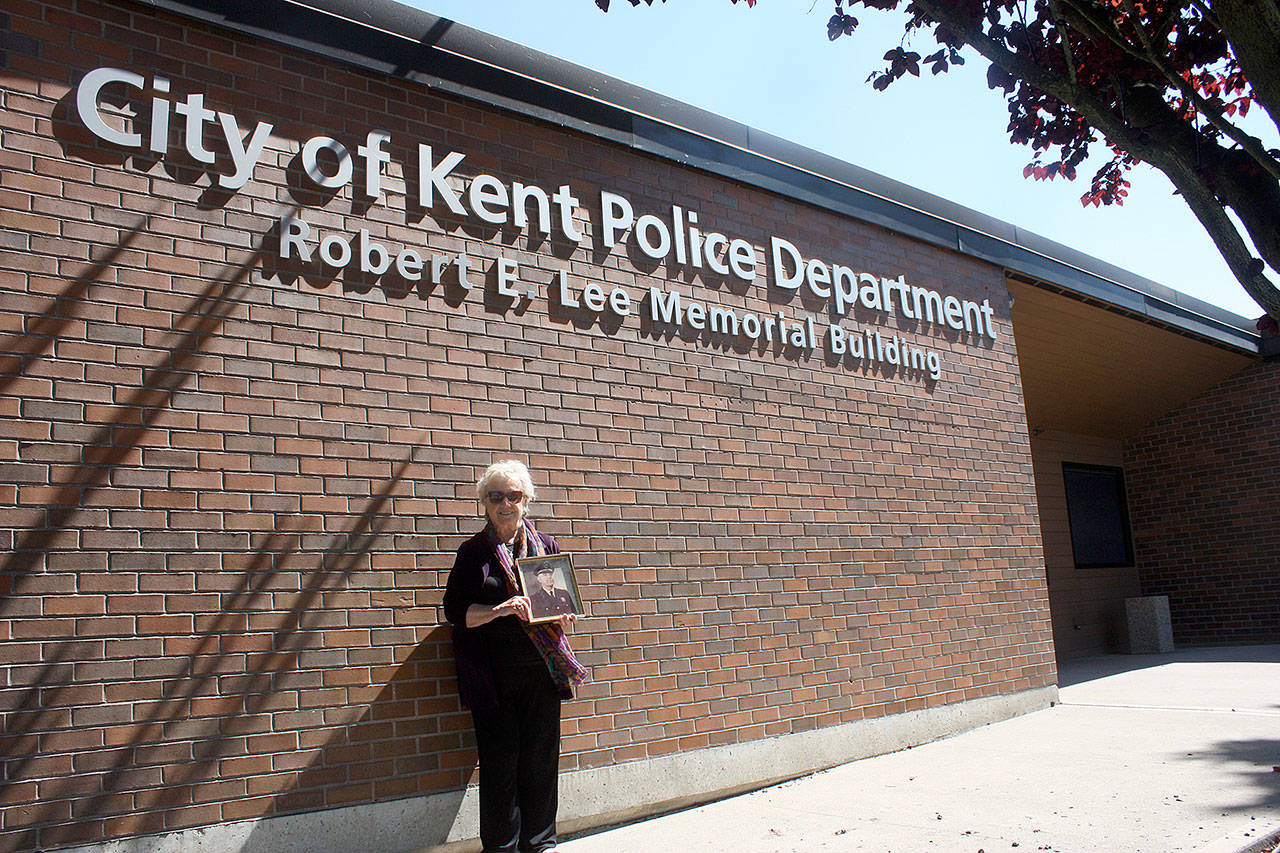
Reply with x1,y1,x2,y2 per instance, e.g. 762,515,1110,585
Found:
486,490,525,504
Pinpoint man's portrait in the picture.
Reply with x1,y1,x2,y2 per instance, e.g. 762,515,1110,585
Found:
517,554,583,623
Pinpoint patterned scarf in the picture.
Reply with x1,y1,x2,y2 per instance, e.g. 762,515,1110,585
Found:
490,518,589,694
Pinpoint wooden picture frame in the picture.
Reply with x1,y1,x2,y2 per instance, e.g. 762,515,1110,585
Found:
516,553,584,623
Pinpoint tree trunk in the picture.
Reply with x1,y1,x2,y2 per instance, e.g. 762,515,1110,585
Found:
1212,0,1280,139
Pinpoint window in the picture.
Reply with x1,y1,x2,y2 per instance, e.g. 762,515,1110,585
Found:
1062,463,1134,568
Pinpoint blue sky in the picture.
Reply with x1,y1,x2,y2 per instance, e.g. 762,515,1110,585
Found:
407,0,1268,320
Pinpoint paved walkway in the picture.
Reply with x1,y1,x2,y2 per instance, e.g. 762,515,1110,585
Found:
560,645,1280,853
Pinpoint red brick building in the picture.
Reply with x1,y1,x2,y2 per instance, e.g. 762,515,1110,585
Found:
0,1,1273,851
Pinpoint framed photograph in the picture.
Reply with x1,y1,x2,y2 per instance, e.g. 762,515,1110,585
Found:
516,553,584,623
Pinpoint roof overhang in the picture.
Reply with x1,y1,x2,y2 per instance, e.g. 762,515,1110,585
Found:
1009,276,1256,438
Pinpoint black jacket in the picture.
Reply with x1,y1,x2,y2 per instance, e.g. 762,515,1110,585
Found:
442,526,564,710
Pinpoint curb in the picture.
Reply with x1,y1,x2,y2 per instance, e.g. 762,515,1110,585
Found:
1204,826,1280,853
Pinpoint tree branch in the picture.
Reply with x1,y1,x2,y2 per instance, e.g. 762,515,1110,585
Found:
1046,0,1078,85
906,0,1280,318
908,1,1144,150
1163,157,1280,318
1116,0,1280,182
1057,0,1280,183
1056,0,1139,54
1186,0,1221,31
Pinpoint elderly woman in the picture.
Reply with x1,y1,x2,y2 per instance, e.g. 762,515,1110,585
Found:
443,460,586,853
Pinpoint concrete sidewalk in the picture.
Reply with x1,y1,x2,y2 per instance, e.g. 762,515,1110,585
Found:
559,645,1280,853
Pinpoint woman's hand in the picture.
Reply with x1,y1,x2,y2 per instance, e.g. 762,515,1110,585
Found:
498,595,532,623
557,612,578,632
465,596,532,627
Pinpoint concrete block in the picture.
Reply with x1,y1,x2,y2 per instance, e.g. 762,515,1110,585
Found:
1125,595,1174,654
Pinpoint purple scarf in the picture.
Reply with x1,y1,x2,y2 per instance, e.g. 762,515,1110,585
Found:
490,519,588,694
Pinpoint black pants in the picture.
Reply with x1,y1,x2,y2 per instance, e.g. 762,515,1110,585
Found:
471,664,562,853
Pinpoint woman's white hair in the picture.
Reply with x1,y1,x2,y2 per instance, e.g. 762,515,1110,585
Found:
476,459,536,505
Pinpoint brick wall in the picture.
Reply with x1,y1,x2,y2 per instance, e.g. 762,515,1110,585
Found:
0,0,1054,849
1124,358,1280,646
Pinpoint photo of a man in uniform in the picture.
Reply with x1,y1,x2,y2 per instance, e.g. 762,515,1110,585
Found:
528,565,575,619
517,553,583,623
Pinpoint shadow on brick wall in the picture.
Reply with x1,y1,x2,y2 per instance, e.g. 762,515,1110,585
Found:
0,236,273,587
3,446,462,849
239,631,475,849
2,234,267,845
0,206,475,849
0,223,144,402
